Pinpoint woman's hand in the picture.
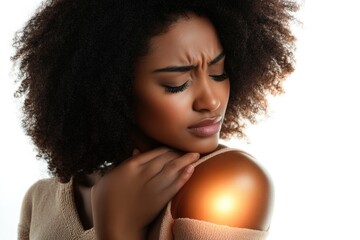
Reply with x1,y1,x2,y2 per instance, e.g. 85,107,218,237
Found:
91,147,199,240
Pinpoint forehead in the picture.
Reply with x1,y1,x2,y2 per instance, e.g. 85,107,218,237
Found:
141,14,223,66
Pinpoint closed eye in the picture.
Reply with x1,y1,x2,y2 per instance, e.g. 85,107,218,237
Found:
209,73,228,81
163,81,190,94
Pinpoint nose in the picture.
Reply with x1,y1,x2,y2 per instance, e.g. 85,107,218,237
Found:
193,76,221,112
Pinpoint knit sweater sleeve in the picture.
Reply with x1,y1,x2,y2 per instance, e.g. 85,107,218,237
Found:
18,181,38,240
172,218,268,240
148,202,268,240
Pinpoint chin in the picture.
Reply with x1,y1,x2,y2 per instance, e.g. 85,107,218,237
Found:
176,136,220,154
148,133,221,154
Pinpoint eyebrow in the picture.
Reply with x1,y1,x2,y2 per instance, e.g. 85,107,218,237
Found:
152,51,225,73
209,51,226,65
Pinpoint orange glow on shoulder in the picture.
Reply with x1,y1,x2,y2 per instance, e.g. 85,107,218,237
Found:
215,194,234,213
171,151,272,229
200,187,245,226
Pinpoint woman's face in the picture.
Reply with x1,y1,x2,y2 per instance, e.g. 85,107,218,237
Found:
133,14,230,154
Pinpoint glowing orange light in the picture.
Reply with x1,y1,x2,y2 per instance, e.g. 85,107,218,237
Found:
215,195,235,213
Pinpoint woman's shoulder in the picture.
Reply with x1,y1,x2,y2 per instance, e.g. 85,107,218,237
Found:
27,177,60,190
23,177,66,202
171,147,273,231
19,178,65,229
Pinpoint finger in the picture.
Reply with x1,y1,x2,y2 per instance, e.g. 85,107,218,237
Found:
161,152,199,178
165,164,195,196
149,153,199,190
151,163,196,206
127,147,171,165
141,150,182,178
145,163,194,218
157,164,195,205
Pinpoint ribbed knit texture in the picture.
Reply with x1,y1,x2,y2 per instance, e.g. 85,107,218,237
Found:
18,178,95,240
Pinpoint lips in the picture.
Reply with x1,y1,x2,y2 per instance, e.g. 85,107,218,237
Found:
188,116,223,137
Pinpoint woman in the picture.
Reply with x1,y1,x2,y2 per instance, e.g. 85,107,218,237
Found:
14,0,297,239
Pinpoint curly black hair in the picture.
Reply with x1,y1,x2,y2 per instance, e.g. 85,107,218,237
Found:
12,0,298,182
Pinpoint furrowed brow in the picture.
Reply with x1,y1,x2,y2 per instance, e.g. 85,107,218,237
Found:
152,65,196,73
209,51,225,66
152,52,225,73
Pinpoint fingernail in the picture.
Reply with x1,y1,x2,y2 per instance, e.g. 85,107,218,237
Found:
185,164,194,174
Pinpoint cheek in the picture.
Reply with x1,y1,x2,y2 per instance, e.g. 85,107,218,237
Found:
135,92,191,131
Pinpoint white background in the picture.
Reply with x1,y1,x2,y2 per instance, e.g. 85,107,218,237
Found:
1,0,359,239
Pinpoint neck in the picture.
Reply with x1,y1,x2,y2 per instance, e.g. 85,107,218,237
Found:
76,171,102,187
130,126,163,153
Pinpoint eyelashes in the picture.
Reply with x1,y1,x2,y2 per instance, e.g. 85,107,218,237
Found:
164,81,190,93
164,73,228,94
209,73,228,82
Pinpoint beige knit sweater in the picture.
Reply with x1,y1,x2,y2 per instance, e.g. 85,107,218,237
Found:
18,177,95,240
18,148,268,239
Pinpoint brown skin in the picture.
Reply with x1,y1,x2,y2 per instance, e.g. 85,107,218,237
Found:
91,148,199,239
132,14,230,154
75,14,272,239
73,176,97,230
